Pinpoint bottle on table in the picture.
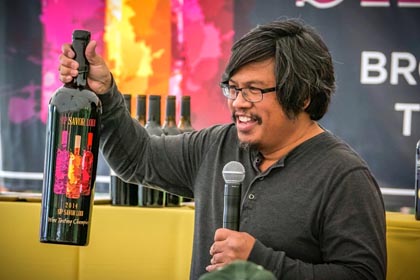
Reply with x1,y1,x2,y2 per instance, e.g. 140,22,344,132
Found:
109,94,139,206
162,95,182,206
139,95,166,207
136,94,147,126
177,95,195,203
177,95,194,133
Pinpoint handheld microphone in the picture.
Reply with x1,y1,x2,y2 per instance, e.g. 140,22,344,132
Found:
222,161,245,231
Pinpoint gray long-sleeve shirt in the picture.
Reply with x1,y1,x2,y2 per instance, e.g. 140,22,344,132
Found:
98,84,387,280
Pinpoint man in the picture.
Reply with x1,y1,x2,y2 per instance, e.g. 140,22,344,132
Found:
59,19,387,279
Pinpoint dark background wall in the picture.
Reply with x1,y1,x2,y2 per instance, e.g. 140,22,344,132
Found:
1,0,419,210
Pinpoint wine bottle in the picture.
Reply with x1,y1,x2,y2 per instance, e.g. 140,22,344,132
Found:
162,95,182,206
136,94,147,126
177,95,194,133
40,30,101,246
177,95,194,203
139,95,166,207
162,95,181,136
415,140,420,220
110,94,139,206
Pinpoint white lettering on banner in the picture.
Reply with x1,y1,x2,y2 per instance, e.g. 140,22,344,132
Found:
395,103,420,136
296,0,343,8
361,52,387,84
360,51,419,85
391,52,418,85
398,0,420,7
361,0,390,7
296,0,420,8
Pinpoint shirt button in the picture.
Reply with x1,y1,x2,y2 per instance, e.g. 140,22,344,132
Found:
259,177,264,181
248,194,255,200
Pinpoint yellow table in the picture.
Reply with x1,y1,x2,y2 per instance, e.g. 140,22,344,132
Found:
386,212,420,280
0,202,194,280
1,201,420,280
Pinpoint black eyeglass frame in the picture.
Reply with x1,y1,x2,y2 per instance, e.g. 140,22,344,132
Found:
219,82,277,103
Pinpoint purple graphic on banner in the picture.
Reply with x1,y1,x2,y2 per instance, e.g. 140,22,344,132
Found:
40,0,105,123
7,81,41,123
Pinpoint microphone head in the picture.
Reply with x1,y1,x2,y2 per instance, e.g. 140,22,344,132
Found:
222,161,245,184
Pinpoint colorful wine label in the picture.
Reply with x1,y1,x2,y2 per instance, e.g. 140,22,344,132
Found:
80,132,94,196
53,118,97,199
41,108,100,245
53,130,70,194
66,135,82,199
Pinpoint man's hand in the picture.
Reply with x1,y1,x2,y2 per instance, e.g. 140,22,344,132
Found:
206,228,256,272
58,40,112,94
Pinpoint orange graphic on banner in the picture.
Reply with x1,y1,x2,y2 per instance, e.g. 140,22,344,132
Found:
104,0,171,102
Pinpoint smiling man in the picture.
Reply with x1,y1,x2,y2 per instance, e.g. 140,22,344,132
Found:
58,18,386,280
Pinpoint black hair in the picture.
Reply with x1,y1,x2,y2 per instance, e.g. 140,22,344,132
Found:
222,18,335,120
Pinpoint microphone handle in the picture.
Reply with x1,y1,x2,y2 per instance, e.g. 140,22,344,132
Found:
223,183,241,231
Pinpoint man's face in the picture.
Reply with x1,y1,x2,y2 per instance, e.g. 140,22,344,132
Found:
227,59,294,152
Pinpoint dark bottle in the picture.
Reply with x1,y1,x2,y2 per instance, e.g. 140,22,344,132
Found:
162,95,181,136
139,95,166,207
40,30,101,246
177,95,194,203
178,95,194,133
415,140,420,220
110,94,139,206
162,96,182,206
136,95,147,126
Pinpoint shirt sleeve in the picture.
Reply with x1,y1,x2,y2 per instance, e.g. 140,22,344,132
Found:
97,81,228,197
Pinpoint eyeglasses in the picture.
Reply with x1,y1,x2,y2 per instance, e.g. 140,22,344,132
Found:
220,83,277,103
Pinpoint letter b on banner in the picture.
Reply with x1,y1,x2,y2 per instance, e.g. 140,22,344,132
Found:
361,51,419,85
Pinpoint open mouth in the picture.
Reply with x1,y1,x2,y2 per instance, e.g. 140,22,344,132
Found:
234,114,261,132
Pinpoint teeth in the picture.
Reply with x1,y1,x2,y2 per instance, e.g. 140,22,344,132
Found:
238,116,252,122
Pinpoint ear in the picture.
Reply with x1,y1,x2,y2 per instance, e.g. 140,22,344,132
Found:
303,98,311,110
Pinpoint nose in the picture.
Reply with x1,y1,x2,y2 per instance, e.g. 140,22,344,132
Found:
231,90,252,109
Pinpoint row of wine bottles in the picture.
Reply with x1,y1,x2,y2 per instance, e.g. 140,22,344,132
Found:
110,94,194,207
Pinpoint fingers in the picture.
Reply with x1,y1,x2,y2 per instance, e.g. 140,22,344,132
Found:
57,40,112,93
207,229,256,273
206,252,230,272
58,43,78,83
208,239,233,272
214,228,233,241
206,263,223,272
85,40,99,64
61,43,75,59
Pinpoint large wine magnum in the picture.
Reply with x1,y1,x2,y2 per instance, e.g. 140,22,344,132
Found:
40,30,101,245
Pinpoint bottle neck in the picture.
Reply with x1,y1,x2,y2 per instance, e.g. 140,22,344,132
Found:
164,96,176,127
147,96,161,125
178,96,193,132
68,30,90,89
137,117,146,126
136,95,146,126
123,94,132,115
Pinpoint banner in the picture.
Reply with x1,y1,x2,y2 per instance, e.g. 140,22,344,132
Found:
234,0,420,191
0,0,417,198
